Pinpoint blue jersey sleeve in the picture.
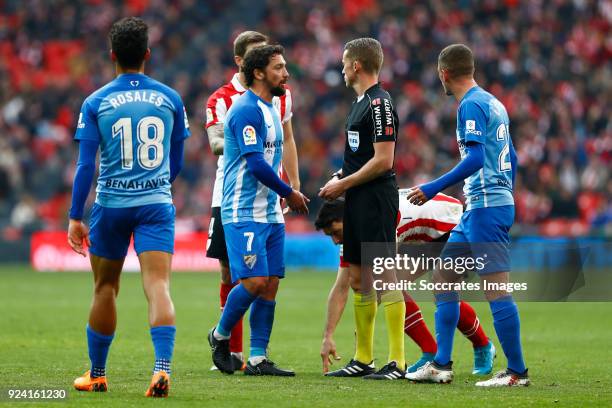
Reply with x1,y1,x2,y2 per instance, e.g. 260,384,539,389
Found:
74,98,101,142
420,142,485,199
459,101,487,145
69,139,99,219
171,94,191,142
230,105,265,156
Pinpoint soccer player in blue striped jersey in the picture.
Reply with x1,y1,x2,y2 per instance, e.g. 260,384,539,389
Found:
67,17,190,397
406,44,529,387
207,45,309,376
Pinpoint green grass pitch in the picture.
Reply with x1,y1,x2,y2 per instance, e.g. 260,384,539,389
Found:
1,265,611,407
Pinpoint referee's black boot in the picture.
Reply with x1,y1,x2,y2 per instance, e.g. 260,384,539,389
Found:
363,361,406,380
325,359,376,377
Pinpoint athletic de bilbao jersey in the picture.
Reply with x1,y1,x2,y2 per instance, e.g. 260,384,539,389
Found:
339,191,463,267
205,73,292,208
396,189,463,242
75,73,190,207
221,90,284,224
456,86,515,210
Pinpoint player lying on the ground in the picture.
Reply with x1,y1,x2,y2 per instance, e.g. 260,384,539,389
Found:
205,30,299,372
406,44,528,387
207,44,309,377
314,190,496,377
67,17,190,397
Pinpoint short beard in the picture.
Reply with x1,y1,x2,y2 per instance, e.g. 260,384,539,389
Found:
271,85,286,96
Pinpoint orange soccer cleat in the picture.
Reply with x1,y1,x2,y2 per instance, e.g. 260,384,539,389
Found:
145,371,170,398
73,370,108,392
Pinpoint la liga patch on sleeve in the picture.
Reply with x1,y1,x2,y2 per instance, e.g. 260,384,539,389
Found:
243,125,257,145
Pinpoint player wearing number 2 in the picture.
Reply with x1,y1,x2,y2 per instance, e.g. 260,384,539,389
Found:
406,44,528,387
67,17,190,397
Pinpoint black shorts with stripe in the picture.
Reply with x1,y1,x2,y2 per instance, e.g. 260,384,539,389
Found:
205,206,228,261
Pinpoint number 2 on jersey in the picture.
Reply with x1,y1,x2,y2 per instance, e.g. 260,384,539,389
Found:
496,123,511,172
112,116,165,170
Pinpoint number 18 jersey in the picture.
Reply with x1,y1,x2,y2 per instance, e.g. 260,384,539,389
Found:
75,73,190,208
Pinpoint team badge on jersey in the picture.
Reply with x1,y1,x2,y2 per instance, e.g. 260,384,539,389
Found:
243,125,257,146
466,120,481,135
244,254,257,269
348,130,360,152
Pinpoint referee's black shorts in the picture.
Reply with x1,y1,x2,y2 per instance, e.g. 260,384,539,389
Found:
343,177,399,265
205,206,229,262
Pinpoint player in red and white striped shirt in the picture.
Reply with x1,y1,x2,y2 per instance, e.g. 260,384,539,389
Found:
204,31,299,371
315,190,494,375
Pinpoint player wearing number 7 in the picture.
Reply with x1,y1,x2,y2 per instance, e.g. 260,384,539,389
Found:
67,17,190,397
207,45,309,376
406,44,528,387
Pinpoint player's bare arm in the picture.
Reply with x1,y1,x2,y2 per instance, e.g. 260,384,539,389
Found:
406,187,428,206
319,141,394,200
282,119,300,190
321,266,350,373
285,189,310,214
207,123,224,155
67,219,91,257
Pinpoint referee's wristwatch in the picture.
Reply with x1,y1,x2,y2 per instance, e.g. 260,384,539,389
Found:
331,170,343,179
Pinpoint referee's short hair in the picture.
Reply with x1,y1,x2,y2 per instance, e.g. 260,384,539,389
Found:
109,17,148,70
344,37,383,74
234,31,268,58
242,44,284,87
438,44,475,78
315,198,345,230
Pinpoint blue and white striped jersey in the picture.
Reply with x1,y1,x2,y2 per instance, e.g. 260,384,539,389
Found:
74,73,190,208
221,90,284,224
456,86,515,210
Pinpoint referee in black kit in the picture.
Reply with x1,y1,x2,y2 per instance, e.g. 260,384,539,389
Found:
319,38,406,380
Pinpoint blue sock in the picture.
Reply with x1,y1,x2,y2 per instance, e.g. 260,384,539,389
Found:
490,295,526,374
433,292,460,366
217,284,257,337
86,325,114,378
249,298,276,358
150,325,176,375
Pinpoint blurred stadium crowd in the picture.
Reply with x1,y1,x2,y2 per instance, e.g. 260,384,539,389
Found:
0,0,610,240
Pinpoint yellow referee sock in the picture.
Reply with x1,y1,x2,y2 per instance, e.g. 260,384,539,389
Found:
381,291,406,368
353,291,377,364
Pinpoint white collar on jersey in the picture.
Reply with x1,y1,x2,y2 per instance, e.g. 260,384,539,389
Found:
231,73,247,93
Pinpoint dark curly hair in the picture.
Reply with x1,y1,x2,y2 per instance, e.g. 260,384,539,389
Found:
242,44,285,87
109,17,148,70
314,198,345,230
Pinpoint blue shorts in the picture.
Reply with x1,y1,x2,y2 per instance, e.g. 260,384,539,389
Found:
223,222,285,283
89,203,175,260
441,205,514,275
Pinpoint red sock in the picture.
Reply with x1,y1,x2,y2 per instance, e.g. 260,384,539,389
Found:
457,301,489,348
220,282,243,353
403,294,437,354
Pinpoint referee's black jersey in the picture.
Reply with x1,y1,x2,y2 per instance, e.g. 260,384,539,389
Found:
342,82,398,182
